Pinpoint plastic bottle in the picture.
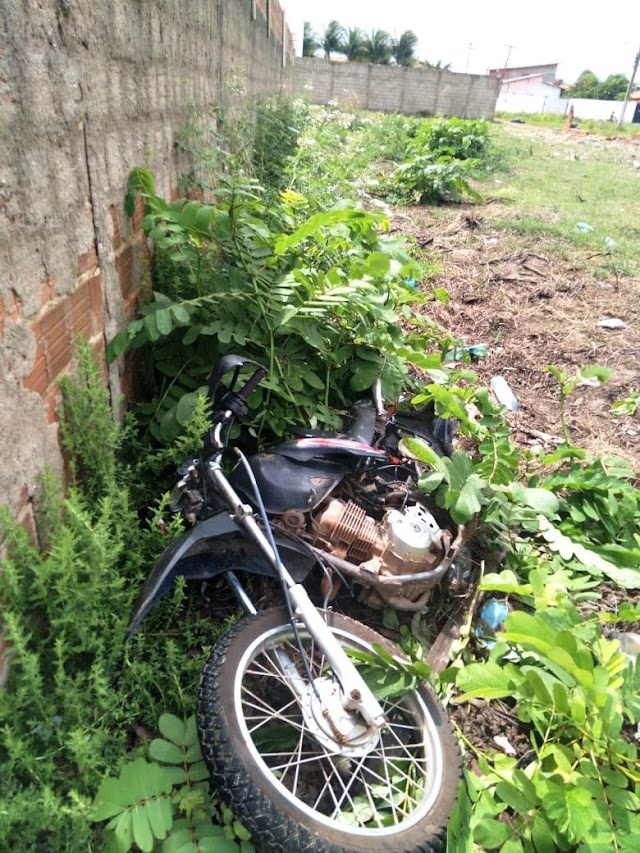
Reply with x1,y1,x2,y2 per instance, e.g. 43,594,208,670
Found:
490,376,519,411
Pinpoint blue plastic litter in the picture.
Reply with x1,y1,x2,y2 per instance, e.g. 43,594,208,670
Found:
480,599,509,630
476,598,509,647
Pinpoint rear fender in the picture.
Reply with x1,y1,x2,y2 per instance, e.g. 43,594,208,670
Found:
126,511,315,638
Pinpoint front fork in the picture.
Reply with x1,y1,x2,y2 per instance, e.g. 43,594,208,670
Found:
209,459,387,731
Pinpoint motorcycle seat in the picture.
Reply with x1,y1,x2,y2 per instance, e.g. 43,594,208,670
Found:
288,401,377,446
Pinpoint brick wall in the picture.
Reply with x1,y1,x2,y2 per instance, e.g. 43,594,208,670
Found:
292,58,499,120
0,0,294,532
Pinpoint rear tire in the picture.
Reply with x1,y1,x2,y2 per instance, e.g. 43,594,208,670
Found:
197,607,461,852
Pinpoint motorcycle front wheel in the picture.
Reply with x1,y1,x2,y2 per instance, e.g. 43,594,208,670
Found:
196,607,461,853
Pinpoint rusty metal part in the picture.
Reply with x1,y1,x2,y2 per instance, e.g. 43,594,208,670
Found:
280,509,306,532
308,522,468,611
314,499,379,564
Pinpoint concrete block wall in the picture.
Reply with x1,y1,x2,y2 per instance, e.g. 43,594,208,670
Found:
293,58,499,120
0,0,293,530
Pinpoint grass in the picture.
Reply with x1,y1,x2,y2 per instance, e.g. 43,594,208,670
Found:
496,110,640,138
487,125,640,277
291,108,640,279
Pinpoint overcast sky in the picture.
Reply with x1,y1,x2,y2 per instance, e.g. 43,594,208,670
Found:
282,1,639,85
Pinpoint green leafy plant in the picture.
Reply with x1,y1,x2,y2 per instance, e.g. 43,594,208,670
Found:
414,117,492,162
0,346,234,850
108,175,440,444
348,626,433,701
538,454,640,578
385,117,494,205
449,604,640,852
610,389,640,417
91,714,253,852
175,96,308,195
390,155,482,205
251,97,309,190
401,436,485,524
546,363,612,444
59,338,122,504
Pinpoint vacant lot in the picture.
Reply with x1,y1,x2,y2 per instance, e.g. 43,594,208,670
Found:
400,122,640,467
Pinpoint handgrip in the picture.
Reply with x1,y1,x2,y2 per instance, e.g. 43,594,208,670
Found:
237,365,268,404
207,354,265,403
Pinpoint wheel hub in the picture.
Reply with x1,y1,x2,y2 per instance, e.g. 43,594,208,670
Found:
299,676,381,756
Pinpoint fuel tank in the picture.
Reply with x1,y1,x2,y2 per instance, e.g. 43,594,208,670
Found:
228,452,345,514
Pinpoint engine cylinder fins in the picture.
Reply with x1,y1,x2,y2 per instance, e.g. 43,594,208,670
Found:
317,499,378,564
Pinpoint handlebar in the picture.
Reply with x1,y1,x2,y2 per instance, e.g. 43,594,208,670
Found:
236,365,268,406
207,354,266,403
206,355,268,448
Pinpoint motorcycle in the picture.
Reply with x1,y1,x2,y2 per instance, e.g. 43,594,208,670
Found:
127,354,467,853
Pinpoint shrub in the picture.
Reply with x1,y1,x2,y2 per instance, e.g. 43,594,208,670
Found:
390,156,482,204
0,343,229,850
109,171,443,445
415,117,492,162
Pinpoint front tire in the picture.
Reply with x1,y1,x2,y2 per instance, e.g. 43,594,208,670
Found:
196,608,460,853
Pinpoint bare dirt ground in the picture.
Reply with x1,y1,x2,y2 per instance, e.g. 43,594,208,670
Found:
391,145,640,757
396,202,640,469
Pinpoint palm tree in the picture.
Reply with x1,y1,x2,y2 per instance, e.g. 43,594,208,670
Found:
344,27,367,62
392,30,418,67
426,59,452,71
365,30,392,65
302,21,319,58
321,20,346,59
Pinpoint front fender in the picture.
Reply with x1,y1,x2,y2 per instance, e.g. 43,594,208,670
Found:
126,511,315,638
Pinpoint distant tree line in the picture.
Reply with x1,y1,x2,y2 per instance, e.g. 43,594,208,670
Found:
303,20,429,67
566,70,630,101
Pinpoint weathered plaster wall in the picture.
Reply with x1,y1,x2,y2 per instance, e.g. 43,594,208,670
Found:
0,0,293,529
293,58,499,120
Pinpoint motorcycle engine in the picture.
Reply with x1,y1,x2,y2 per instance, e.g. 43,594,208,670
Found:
311,497,448,608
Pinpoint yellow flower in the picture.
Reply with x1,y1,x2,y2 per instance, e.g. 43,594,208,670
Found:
280,189,307,207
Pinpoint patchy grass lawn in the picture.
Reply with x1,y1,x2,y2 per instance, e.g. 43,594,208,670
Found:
398,122,640,467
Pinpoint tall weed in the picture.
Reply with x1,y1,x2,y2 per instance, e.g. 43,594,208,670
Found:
109,172,442,445
0,343,229,850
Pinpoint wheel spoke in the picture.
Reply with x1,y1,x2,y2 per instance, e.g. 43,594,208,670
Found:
202,610,454,839
328,751,370,817
290,718,306,796
316,751,363,817
267,747,344,771
241,692,304,735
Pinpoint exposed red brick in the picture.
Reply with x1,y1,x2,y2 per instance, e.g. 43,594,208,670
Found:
132,195,145,233
23,334,49,395
169,185,179,202
70,280,92,339
40,274,58,306
271,3,283,34
123,289,141,321
43,384,60,425
116,244,134,299
110,204,122,251
40,301,72,379
88,273,104,335
24,355,49,394
76,245,98,277
256,0,266,15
